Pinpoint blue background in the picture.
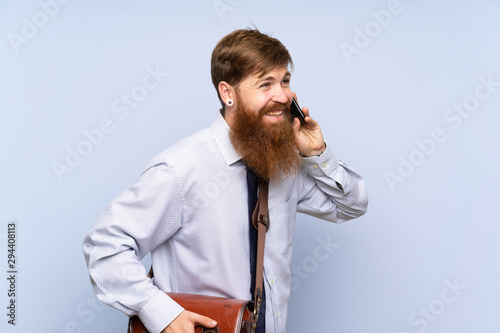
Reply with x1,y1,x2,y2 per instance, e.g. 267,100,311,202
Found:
1,0,499,332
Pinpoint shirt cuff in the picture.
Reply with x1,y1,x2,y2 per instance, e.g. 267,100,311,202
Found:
302,142,338,171
137,291,184,333
301,143,344,191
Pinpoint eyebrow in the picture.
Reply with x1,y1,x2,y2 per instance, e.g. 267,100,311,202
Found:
256,71,291,85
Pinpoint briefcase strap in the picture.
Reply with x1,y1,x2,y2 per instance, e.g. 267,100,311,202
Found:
251,177,269,331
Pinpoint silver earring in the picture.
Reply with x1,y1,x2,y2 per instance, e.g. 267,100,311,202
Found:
227,100,233,106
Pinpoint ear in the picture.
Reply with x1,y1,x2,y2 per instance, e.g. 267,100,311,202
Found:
218,81,236,107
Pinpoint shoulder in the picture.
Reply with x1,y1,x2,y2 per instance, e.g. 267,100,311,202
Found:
143,127,217,171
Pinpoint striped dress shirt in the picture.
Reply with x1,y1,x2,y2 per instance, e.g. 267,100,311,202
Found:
83,111,368,333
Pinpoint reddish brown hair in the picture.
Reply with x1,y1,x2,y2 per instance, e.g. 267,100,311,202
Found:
211,29,293,107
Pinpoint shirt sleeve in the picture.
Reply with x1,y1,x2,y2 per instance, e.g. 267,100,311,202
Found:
297,143,368,223
82,163,185,333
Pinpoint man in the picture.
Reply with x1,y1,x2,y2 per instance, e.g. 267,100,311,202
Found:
83,29,368,333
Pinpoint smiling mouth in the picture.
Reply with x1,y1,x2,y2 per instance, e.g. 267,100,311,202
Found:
266,111,284,117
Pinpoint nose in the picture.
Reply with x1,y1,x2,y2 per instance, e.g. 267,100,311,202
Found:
272,87,289,104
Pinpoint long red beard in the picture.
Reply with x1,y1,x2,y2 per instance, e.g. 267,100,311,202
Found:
229,97,302,180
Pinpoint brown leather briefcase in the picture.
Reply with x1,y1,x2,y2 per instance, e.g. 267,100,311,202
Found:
128,292,254,333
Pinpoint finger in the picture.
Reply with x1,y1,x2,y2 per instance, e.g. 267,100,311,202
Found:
301,107,313,127
302,106,310,118
301,108,321,129
292,116,301,133
305,118,319,130
190,312,217,328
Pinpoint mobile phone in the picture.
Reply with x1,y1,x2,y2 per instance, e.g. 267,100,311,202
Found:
290,97,306,123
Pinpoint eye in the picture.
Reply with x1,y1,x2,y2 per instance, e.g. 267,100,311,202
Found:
260,82,270,88
282,78,290,85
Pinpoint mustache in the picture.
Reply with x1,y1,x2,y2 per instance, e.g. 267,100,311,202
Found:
259,101,290,115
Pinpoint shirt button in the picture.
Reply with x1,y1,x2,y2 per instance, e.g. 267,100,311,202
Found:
276,312,280,318
270,278,275,285
322,162,327,168
313,164,319,169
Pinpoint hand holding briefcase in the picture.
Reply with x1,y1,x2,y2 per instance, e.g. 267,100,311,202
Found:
128,292,254,333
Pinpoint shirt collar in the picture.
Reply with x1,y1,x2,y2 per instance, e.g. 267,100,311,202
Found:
210,111,242,166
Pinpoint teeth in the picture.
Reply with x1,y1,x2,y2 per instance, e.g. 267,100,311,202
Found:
266,111,283,116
